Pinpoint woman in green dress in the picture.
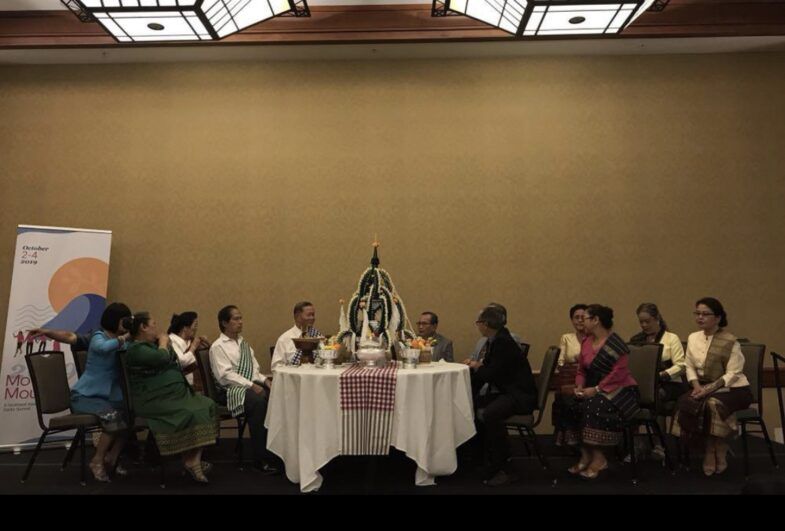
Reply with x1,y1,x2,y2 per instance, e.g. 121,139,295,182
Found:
125,311,218,483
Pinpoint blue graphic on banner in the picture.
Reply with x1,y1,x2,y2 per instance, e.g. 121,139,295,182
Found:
42,293,107,335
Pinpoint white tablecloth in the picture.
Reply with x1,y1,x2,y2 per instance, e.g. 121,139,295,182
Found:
264,361,476,492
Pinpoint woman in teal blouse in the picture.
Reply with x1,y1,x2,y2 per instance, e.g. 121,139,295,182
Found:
70,302,132,482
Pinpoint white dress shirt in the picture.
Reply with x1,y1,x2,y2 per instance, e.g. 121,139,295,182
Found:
685,330,750,388
209,333,269,389
169,333,196,385
558,333,583,365
272,325,305,370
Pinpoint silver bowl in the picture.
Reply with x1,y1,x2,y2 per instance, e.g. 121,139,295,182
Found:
356,347,386,368
402,348,420,369
317,349,338,369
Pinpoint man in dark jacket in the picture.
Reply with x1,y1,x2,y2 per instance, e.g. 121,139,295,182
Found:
465,305,537,486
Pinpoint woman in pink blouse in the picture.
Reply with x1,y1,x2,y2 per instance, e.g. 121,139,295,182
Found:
563,304,640,479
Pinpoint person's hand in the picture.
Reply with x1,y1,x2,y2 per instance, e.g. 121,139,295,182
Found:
461,359,472,365
582,386,598,398
189,336,209,352
691,386,705,399
251,384,264,395
157,334,170,349
574,386,584,398
468,360,482,370
27,328,44,337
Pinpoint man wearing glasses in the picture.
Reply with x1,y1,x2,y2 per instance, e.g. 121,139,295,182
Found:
463,306,537,486
469,302,522,361
416,311,454,362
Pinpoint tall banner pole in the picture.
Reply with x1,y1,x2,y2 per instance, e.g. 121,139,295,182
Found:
1,225,112,451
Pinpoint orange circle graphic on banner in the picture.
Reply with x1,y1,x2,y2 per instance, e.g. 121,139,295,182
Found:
48,258,109,312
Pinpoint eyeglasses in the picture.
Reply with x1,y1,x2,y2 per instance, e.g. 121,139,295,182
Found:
693,311,716,318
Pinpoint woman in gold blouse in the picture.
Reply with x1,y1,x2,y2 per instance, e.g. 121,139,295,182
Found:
675,297,752,476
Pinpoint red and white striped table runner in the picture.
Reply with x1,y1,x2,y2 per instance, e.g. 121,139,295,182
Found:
339,361,398,455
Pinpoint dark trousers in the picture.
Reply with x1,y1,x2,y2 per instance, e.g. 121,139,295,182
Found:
477,394,519,477
244,387,272,464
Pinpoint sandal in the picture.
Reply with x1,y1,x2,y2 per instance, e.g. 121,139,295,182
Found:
703,440,717,476
184,462,209,484
89,462,111,483
105,458,128,477
182,461,212,476
702,458,716,476
715,441,728,475
568,461,590,475
579,461,608,480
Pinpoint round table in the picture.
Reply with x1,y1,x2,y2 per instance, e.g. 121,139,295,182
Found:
264,361,476,492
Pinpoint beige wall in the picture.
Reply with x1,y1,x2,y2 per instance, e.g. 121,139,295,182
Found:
2,53,785,433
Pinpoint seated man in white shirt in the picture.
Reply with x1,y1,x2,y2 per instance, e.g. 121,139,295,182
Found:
271,301,322,369
209,305,278,474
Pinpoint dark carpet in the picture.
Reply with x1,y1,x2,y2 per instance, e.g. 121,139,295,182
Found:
3,436,784,495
